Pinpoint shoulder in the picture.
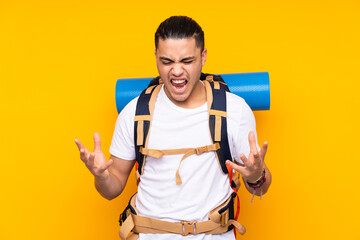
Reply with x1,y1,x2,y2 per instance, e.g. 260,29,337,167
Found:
226,91,255,124
110,97,139,160
121,96,138,115
115,96,139,126
226,91,248,114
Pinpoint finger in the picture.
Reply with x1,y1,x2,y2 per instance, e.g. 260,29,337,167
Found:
259,141,268,159
93,132,102,152
79,148,91,164
79,148,86,162
248,131,259,155
97,159,113,174
251,150,262,167
87,152,95,168
240,153,252,167
75,139,90,162
74,139,85,151
226,160,245,174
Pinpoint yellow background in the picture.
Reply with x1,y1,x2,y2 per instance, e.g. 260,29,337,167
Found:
1,0,359,239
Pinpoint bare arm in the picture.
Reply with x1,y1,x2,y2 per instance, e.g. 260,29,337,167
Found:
75,133,135,200
94,155,135,200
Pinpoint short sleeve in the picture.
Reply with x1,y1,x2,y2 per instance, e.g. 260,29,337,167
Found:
109,97,138,160
226,93,260,164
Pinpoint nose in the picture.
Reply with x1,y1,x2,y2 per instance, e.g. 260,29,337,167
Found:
171,63,184,76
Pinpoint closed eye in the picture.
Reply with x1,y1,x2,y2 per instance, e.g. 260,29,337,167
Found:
181,57,195,64
159,56,195,65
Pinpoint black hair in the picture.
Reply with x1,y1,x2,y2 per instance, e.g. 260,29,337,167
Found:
155,16,204,52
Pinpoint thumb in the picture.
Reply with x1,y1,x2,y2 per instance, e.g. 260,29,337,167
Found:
97,159,113,174
226,160,244,174
93,132,102,152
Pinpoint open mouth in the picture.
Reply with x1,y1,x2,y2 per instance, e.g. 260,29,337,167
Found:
170,78,188,92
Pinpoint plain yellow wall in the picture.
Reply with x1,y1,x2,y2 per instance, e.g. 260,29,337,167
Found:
1,0,359,239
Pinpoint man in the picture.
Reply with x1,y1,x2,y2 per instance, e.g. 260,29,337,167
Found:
75,16,271,240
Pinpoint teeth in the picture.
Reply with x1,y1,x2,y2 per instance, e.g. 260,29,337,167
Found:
172,79,186,84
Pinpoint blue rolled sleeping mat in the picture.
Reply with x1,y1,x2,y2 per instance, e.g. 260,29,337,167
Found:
115,72,270,113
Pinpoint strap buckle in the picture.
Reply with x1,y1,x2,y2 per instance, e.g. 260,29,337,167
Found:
220,210,229,226
195,146,207,155
181,220,197,236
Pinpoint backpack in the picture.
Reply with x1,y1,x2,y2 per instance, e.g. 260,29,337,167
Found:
118,73,245,239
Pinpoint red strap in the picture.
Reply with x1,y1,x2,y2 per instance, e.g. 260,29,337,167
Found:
235,193,240,221
226,164,233,188
226,164,241,238
135,162,141,183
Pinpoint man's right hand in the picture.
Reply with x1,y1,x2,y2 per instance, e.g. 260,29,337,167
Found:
75,132,113,180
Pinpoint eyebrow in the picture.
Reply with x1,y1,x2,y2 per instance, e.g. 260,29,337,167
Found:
159,56,195,62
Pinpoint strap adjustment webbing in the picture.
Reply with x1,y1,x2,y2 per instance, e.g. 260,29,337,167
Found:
204,75,228,90
209,109,226,142
140,143,220,184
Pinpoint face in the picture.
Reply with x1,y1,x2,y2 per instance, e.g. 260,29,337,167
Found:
155,37,207,108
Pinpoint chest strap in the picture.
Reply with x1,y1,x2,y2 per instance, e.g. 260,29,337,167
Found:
119,193,246,240
140,143,220,184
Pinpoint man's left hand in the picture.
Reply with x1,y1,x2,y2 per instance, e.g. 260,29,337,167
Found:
226,131,268,183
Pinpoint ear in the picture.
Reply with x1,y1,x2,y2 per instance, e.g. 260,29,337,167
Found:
201,48,207,67
154,49,159,65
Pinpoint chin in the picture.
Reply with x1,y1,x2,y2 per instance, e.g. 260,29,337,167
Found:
171,94,188,103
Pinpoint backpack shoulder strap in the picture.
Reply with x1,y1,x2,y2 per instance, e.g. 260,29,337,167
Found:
148,76,164,87
203,75,233,174
201,73,230,92
134,80,162,176
135,74,232,176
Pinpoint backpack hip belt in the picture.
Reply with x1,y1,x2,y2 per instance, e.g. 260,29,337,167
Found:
119,193,246,240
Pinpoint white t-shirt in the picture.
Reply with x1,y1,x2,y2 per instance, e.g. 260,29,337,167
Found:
110,85,259,240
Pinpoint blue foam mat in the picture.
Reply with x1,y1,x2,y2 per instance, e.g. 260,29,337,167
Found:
115,72,270,113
